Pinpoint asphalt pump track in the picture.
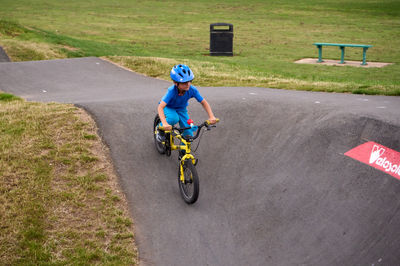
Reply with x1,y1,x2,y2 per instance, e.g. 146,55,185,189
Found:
1,57,400,266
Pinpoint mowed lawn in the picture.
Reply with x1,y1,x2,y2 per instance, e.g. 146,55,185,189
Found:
0,0,399,94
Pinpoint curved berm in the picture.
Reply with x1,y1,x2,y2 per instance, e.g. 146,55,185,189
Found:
1,57,399,265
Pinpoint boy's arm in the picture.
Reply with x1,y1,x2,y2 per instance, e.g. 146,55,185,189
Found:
200,99,217,124
157,101,172,130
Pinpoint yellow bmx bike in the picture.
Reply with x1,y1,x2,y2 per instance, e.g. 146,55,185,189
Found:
153,115,219,204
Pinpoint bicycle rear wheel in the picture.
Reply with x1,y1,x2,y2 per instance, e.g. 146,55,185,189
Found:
153,115,165,154
178,160,199,204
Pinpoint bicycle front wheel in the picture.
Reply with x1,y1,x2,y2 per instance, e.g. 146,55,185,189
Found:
178,160,199,204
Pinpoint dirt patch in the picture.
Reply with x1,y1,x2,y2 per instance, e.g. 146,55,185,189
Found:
295,58,393,68
62,45,79,51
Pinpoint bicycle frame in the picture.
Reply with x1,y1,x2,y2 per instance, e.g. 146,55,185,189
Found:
164,129,196,183
158,119,219,183
154,116,219,204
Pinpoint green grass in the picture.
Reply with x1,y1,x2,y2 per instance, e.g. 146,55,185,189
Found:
0,0,399,94
0,94,138,265
0,93,21,102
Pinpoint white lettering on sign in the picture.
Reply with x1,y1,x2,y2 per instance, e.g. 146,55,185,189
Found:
345,141,400,180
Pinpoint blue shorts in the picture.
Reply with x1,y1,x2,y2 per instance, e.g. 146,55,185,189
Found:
162,106,197,136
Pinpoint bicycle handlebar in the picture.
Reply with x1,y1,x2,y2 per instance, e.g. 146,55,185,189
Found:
160,118,220,141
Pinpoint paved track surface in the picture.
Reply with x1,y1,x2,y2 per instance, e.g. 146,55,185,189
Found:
0,47,10,62
1,57,400,266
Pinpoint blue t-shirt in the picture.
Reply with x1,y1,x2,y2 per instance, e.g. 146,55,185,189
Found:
161,85,204,110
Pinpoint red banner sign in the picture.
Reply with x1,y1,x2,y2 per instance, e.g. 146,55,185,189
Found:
345,141,400,180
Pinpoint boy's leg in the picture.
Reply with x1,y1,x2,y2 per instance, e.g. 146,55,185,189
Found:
176,109,197,137
157,106,179,142
176,109,191,159
162,106,179,126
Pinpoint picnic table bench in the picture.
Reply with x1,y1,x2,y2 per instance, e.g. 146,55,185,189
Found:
313,43,373,65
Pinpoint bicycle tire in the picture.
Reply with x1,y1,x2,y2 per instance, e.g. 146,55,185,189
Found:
153,115,166,154
178,160,199,204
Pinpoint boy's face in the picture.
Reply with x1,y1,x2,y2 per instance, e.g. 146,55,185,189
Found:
176,81,191,91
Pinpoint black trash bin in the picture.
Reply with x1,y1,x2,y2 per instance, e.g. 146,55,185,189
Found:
210,23,233,56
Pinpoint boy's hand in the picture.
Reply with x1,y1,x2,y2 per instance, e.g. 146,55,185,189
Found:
161,124,172,131
208,117,218,125
161,123,172,131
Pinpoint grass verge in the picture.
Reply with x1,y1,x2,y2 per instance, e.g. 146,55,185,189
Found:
105,56,400,95
1,0,399,95
0,93,137,265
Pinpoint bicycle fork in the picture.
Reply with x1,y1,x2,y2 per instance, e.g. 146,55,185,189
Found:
173,136,196,183
179,153,196,182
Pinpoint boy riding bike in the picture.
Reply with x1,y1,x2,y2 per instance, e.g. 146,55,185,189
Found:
154,64,219,204
156,64,217,142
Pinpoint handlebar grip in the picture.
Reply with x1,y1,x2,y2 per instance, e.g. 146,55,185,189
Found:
206,118,220,125
158,126,172,132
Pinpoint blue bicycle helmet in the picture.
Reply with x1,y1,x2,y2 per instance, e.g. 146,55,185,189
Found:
170,64,194,83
